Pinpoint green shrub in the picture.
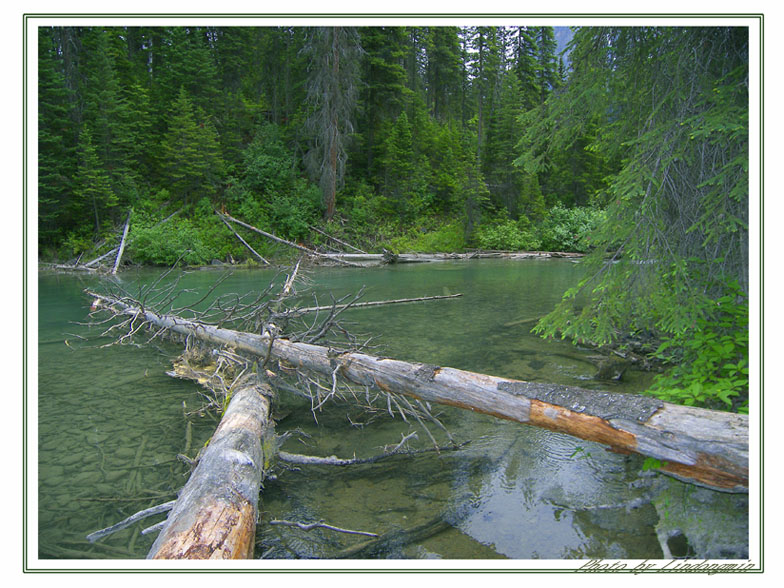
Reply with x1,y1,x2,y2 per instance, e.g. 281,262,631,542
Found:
647,280,748,412
383,220,466,253
473,217,541,251
129,216,217,266
538,205,605,252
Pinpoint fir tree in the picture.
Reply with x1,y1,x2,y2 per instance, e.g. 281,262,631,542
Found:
159,87,225,206
38,28,78,244
302,27,362,221
73,127,118,234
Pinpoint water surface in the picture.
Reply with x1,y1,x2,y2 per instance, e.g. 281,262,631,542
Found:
36,260,747,560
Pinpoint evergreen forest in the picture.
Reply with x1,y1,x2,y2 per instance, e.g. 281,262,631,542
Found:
37,25,750,412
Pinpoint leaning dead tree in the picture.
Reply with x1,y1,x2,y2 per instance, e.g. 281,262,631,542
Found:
87,282,748,494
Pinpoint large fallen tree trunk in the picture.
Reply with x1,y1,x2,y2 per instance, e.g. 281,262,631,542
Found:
325,251,585,264
89,293,748,493
147,375,272,559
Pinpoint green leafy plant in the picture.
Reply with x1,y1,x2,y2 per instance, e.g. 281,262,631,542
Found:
537,205,604,252
473,217,541,251
647,280,749,412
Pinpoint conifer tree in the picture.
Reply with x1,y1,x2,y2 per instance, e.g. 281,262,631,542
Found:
73,127,117,235
519,27,749,347
302,27,362,221
38,28,78,244
356,27,409,184
423,27,463,122
159,87,225,206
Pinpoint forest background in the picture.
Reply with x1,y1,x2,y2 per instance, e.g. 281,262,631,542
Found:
37,24,750,412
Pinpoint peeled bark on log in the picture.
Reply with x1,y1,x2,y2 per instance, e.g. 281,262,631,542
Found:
147,375,272,559
89,293,749,493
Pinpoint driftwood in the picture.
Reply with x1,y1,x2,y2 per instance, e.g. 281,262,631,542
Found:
333,514,454,558
291,293,463,315
309,224,367,254
147,375,273,559
269,519,378,538
217,212,270,265
111,209,132,275
84,247,119,268
324,251,585,265
218,211,364,268
88,292,749,493
86,500,176,543
50,209,181,274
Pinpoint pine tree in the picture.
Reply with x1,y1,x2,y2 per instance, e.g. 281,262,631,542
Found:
79,28,147,206
512,26,541,110
159,87,225,206
520,27,749,347
534,27,559,104
38,28,78,245
302,27,362,221
73,127,118,234
356,27,410,185
423,27,463,123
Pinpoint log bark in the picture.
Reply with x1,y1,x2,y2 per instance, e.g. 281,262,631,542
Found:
89,293,749,493
147,375,272,559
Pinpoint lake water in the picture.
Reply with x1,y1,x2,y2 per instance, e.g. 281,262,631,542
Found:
35,260,748,561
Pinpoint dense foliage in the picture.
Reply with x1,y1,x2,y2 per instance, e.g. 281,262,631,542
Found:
38,25,750,411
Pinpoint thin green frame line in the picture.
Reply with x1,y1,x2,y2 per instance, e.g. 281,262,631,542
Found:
23,12,764,574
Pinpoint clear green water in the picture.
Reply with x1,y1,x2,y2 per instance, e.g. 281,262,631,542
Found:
36,260,746,560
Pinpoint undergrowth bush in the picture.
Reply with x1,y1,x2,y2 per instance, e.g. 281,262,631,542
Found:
538,205,605,252
382,220,466,253
129,214,217,266
647,280,748,412
473,217,541,251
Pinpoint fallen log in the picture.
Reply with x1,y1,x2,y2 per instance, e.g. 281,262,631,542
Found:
111,209,132,275
89,293,748,493
324,251,585,264
217,211,270,265
84,247,119,268
309,224,367,254
291,293,463,315
218,211,364,268
146,374,273,559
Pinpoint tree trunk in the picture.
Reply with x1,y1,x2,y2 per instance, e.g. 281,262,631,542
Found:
111,209,132,275
147,375,272,559
89,293,749,493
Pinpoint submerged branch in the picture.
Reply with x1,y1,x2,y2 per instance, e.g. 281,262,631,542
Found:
86,500,176,543
269,519,378,538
